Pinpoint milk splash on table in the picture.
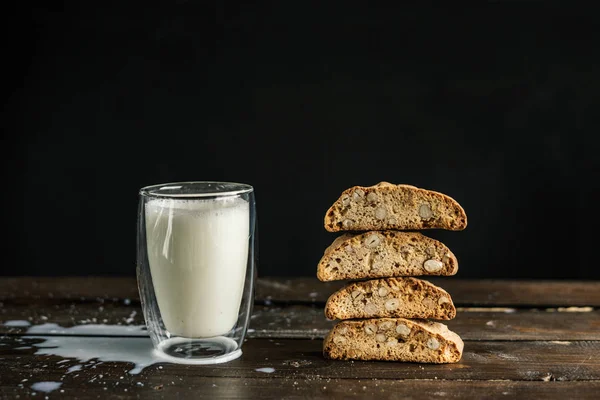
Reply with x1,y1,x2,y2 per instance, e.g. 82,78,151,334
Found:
19,323,156,374
145,196,249,338
6,321,227,375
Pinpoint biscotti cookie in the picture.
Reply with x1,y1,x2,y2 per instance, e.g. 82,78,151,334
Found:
317,231,458,281
325,277,456,320
323,318,463,363
324,182,467,232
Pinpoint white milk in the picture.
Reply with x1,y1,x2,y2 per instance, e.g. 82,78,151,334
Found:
145,197,249,338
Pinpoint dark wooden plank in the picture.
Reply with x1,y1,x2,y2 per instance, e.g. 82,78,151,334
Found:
0,302,147,335
0,277,140,302
252,305,600,340
2,304,599,341
1,377,599,400
1,277,600,306
1,337,599,382
431,279,600,307
249,306,600,341
257,278,600,307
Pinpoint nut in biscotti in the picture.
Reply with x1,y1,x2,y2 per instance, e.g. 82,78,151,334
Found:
324,182,467,232
424,259,444,273
323,318,464,363
317,231,458,282
324,277,456,321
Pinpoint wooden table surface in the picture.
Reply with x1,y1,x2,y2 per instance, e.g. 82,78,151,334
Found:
1,277,599,399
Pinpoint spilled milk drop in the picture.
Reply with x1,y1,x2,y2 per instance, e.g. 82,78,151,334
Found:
3,320,31,327
30,381,62,393
26,323,147,336
66,365,83,374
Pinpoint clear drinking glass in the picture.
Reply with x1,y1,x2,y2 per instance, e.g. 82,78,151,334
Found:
136,182,256,364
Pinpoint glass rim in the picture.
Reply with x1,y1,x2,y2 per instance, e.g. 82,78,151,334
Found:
139,181,254,199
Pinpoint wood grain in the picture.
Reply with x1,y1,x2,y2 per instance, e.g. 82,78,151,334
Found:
2,304,599,341
1,277,599,306
0,277,140,303
1,337,598,382
256,278,600,307
1,278,599,398
2,378,600,400
249,306,600,341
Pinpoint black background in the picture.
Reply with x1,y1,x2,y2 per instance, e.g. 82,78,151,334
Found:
3,2,599,279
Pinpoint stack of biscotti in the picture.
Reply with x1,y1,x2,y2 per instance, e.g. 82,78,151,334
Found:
317,182,467,364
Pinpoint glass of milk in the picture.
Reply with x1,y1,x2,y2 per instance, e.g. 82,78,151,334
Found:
136,181,256,364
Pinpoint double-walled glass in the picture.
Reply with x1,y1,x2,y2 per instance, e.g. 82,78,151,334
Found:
136,182,256,364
